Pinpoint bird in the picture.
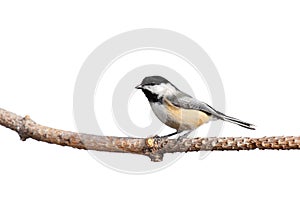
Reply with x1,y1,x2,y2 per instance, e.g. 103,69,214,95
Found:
135,75,255,137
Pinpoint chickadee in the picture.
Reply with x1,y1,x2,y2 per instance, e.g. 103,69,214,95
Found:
135,76,255,137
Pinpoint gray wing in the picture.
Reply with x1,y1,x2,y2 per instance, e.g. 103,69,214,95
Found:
166,92,222,118
167,92,256,130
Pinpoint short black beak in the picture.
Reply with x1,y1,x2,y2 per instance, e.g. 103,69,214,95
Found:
135,84,143,89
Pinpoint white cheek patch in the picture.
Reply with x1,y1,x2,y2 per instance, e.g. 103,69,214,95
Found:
151,85,166,95
145,83,177,98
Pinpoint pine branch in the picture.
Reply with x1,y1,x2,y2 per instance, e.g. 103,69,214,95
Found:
0,107,299,162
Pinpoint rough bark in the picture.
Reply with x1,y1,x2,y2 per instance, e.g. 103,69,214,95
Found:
1,108,299,162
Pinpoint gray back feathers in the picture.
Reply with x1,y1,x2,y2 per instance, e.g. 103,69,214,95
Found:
166,91,221,118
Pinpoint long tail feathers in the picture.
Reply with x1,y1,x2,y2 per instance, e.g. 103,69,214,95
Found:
219,113,256,130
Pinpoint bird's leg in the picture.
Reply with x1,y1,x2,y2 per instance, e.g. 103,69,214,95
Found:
161,131,179,138
176,130,193,141
161,130,193,139
181,130,193,138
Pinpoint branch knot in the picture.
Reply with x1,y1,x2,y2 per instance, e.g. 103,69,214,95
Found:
19,115,32,141
144,137,168,162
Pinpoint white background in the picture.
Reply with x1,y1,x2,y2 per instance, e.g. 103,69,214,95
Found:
1,1,300,199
